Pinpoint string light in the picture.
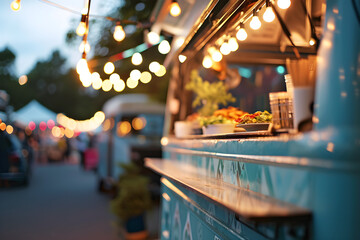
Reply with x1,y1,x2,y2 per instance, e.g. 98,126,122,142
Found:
104,62,115,74
220,42,231,55
109,73,121,84
18,75,28,85
236,23,248,41
210,48,223,62
113,22,126,42
140,71,152,84
114,79,126,92
131,52,143,65
92,77,102,90
309,38,316,46
76,14,87,36
170,0,181,17
158,40,171,54
130,69,141,81
178,54,187,63
228,37,239,52
250,11,262,30
79,40,91,53
76,57,89,75
202,55,213,69
147,31,160,45
149,61,161,73
10,0,21,11
126,78,139,89
155,65,166,77
277,0,291,9
263,0,275,23
101,79,112,92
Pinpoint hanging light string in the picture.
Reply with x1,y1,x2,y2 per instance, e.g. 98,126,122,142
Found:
38,0,150,28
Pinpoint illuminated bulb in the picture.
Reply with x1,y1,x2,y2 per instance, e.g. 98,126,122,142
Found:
92,77,102,90
79,71,91,83
76,14,87,36
131,53,143,65
113,24,126,42
109,73,120,84
228,37,239,52
130,69,141,81
211,49,223,62
79,41,90,53
155,65,166,77
140,71,152,84
202,56,213,69
102,79,112,92
178,54,187,63
236,27,248,41
147,31,160,45
220,42,231,55
309,38,316,46
10,0,21,11
263,6,275,22
170,1,181,17
76,58,89,75
82,77,92,88
126,78,139,89
158,40,171,54
90,72,100,83
250,14,261,30
104,62,115,74
149,61,161,73
277,0,291,9
114,80,126,92
18,75,28,85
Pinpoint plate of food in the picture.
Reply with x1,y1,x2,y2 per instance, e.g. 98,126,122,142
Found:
235,111,272,132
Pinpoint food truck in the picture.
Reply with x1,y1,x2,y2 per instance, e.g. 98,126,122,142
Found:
144,0,360,239
97,94,164,191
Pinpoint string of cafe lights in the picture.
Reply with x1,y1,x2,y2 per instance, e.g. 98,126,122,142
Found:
176,0,317,69
10,0,181,93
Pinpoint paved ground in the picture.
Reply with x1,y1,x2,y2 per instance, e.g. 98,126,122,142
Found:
0,164,119,240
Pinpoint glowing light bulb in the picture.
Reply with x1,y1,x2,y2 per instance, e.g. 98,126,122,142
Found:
228,37,239,52
79,41,90,53
178,54,187,63
92,77,102,90
130,69,141,81
114,80,125,92
158,40,171,54
91,72,100,83
149,61,161,73
202,56,213,69
18,75,28,85
211,49,223,62
250,15,261,30
126,78,139,89
10,0,21,11
76,14,87,36
155,65,166,77
170,1,181,17
236,27,248,41
220,42,231,55
309,38,316,46
113,24,125,42
104,62,115,74
140,71,152,84
147,31,160,45
109,73,121,84
76,58,88,75
102,79,112,92
263,6,275,22
131,53,143,65
277,0,291,9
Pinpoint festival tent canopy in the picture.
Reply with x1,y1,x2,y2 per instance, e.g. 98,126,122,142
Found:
13,100,57,125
